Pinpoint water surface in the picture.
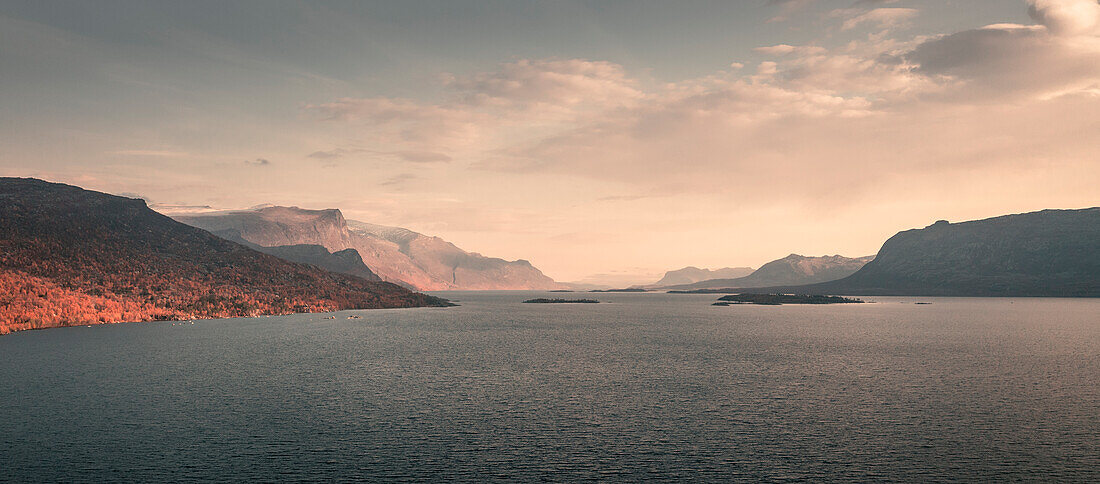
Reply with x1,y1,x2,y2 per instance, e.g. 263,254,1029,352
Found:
2,293,1097,481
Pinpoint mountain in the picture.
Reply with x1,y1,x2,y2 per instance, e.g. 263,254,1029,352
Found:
259,245,382,282
760,209,1100,297
212,228,382,282
176,207,563,291
664,254,874,290
648,266,754,287
557,282,614,292
0,178,450,335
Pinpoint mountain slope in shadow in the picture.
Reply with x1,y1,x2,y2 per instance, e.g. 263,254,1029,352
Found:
739,208,1100,297
0,178,449,334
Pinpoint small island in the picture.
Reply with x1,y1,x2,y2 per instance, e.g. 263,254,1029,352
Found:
590,288,648,293
524,298,600,304
713,294,863,306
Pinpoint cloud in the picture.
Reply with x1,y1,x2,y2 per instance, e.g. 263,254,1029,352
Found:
148,203,216,214
754,44,827,56
380,173,417,186
308,59,642,125
308,97,456,123
306,148,450,164
1028,0,1100,36
244,158,271,166
597,194,651,202
444,58,643,111
305,97,488,150
109,150,188,157
304,59,644,155
392,151,452,163
307,149,344,159
305,0,1100,211
840,8,918,31
907,0,1100,100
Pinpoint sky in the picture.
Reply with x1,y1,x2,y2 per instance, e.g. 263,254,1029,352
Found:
2,0,1098,285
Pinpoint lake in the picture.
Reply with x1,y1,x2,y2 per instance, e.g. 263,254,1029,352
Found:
1,292,1097,481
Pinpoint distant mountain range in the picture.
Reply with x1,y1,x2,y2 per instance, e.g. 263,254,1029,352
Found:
662,254,874,291
176,207,562,291
752,209,1100,297
644,266,754,287
0,178,449,334
3,178,1094,337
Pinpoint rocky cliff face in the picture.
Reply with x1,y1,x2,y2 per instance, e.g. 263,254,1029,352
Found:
179,207,355,250
792,209,1100,296
665,254,874,290
0,178,449,334
178,207,563,291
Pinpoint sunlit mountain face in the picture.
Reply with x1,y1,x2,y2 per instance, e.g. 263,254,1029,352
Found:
175,206,563,291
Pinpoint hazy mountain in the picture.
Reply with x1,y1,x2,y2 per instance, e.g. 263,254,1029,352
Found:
764,209,1100,297
558,282,614,292
177,207,563,291
648,266,754,287
0,178,449,334
212,228,382,282
664,254,874,290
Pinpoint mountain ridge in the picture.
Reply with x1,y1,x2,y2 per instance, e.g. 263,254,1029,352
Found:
0,178,449,334
663,254,874,291
644,266,755,287
735,208,1100,297
212,228,383,282
177,207,563,291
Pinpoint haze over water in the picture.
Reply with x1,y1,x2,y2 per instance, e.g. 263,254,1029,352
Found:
2,293,1097,481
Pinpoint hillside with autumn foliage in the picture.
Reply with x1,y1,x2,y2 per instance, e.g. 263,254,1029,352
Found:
0,178,451,334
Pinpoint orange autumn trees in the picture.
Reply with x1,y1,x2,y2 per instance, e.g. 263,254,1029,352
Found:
0,178,450,334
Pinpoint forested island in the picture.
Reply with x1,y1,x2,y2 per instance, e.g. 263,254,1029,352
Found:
712,294,863,306
523,298,600,304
